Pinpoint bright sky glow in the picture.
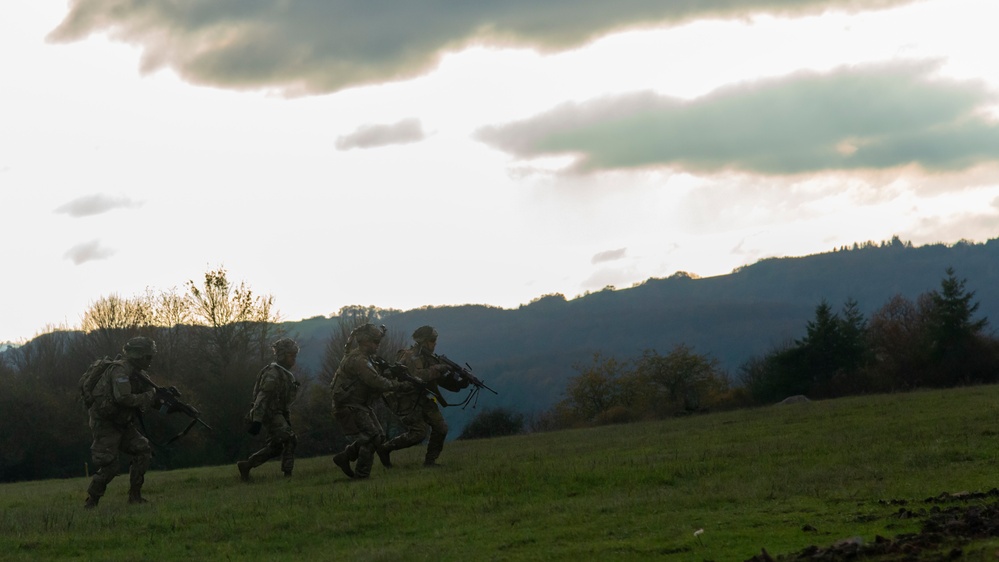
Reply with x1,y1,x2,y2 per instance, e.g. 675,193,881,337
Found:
2,0,998,342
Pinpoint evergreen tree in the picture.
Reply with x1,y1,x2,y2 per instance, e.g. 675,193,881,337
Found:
921,267,991,385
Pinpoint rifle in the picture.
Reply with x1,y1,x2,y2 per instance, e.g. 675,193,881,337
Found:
371,355,432,390
133,370,214,445
423,350,497,408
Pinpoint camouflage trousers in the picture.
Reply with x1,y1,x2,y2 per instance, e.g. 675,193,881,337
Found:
332,404,384,478
86,418,152,500
384,398,448,463
245,413,297,475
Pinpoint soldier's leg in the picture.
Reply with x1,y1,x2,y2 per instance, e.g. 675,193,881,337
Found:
280,429,297,476
241,416,294,472
86,421,123,507
332,408,362,478
121,424,153,504
382,409,429,452
353,410,385,479
424,405,449,466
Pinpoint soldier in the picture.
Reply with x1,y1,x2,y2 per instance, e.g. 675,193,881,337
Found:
330,323,413,479
237,338,301,481
84,336,158,508
379,326,469,468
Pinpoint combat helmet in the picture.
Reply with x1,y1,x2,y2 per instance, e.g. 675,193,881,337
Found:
351,323,385,343
271,337,299,355
412,325,437,343
122,336,157,359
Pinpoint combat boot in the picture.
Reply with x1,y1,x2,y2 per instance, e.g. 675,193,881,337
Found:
376,444,393,469
84,495,100,509
237,460,252,481
332,453,355,478
128,488,148,505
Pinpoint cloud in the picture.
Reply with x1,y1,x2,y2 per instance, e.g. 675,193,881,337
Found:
64,240,115,265
336,119,426,150
47,0,915,95
581,265,639,291
477,63,999,175
54,194,143,218
591,248,627,264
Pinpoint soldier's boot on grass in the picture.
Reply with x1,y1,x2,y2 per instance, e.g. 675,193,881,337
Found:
237,460,252,481
332,452,355,478
128,487,148,505
376,444,393,469
84,479,105,509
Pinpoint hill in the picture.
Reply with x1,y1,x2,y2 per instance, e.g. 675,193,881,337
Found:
282,238,999,430
4,386,999,560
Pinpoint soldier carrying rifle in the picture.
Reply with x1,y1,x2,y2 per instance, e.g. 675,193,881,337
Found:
83,336,209,508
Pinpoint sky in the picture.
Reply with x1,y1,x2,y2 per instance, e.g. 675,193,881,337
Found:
2,0,999,343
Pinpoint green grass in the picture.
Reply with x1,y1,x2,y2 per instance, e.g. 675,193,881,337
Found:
5,386,999,560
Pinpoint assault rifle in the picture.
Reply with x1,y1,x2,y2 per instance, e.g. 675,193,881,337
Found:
370,355,430,390
133,371,214,445
423,350,497,408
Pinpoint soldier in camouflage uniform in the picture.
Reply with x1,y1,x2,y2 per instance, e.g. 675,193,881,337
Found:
330,324,413,479
379,326,469,467
237,338,301,480
84,336,158,509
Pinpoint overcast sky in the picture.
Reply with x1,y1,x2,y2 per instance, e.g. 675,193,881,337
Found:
2,0,998,343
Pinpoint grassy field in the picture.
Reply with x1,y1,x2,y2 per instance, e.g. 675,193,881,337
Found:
4,386,999,561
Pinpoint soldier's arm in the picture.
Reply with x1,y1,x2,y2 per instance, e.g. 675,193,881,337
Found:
400,351,448,384
354,356,407,392
110,366,155,409
250,369,278,422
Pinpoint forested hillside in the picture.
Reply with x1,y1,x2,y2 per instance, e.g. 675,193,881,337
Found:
2,238,998,482
284,238,999,429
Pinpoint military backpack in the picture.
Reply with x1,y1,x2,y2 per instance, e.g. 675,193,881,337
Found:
79,356,122,413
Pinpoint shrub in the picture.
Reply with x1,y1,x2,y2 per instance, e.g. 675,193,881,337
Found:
458,407,525,439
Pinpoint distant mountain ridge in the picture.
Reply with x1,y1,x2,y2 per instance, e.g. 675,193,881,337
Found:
283,238,999,430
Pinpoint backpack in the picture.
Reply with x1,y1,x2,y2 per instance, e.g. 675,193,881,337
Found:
79,356,120,410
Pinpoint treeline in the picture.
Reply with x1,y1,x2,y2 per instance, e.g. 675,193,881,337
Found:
0,269,417,483
3,264,998,482
536,267,999,430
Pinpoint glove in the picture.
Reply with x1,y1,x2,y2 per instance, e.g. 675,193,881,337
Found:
248,421,262,436
431,364,450,376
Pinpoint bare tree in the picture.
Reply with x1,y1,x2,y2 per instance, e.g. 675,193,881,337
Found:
320,306,406,384
80,293,155,357
186,267,281,369
184,267,283,460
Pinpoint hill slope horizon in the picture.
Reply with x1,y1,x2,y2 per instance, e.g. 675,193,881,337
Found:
281,237,999,430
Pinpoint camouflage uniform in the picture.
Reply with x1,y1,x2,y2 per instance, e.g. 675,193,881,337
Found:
84,338,157,508
382,343,468,465
238,338,300,480
331,324,409,479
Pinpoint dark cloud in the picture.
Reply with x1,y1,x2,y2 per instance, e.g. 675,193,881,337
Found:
591,248,627,264
64,240,115,265
477,63,999,175
54,194,143,218
47,0,914,95
336,119,426,150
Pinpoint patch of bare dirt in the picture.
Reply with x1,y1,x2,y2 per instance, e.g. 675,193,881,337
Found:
744,489,999,561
